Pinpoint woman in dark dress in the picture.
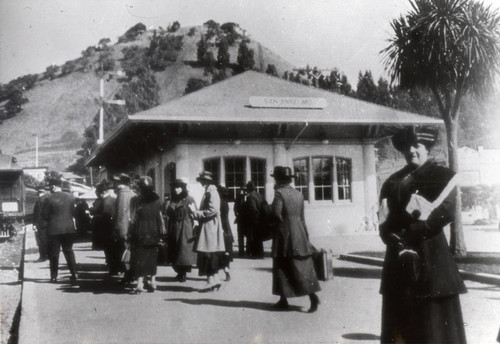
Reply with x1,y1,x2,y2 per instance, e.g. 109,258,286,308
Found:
270,166,320,313
129,176,165,293
218,186,234,281
166,178,197,282
379,126,467,343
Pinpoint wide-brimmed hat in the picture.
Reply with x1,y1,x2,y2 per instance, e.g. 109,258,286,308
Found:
112,173,131,184
270,166,296,181
196,171,214,183
137,176,154,190
171,177,189,186
392,126,438,152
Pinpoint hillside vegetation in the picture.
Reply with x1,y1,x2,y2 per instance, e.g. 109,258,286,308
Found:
0,22,295,171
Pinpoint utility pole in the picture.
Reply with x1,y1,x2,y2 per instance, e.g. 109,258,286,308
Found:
97,69,126,145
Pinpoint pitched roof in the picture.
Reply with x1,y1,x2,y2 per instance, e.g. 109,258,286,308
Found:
131,71,442,125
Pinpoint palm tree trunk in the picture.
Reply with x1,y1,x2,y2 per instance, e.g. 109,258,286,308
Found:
445,118,467,256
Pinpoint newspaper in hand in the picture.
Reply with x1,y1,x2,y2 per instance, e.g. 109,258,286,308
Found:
406,193,433,220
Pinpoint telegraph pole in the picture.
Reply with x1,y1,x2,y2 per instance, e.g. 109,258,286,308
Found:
97,69,126,145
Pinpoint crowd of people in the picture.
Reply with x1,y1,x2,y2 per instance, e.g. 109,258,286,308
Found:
31,126,477,341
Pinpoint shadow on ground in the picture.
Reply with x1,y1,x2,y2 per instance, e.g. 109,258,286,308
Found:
333,267,381,279
166,298,304,312
342,333,380,340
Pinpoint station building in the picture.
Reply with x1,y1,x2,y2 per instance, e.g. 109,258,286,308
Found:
86,71,441,236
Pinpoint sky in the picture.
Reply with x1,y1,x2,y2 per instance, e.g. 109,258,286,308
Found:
1,0,499,88
0,0,419,85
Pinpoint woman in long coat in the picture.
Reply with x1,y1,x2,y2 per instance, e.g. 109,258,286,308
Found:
270,166,320,313
379,126,466,343
218,186,234,281
192,171,226,292
129,176,165,293
166,178,197,282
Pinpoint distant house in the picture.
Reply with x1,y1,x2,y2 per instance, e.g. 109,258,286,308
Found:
458,146,500,186
60,172,86,184
86,71,441,236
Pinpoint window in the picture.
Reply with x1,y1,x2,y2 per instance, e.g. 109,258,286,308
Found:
313,157,332,201
250,158,266,197
336,157,352,201
225,157,246,199
293,158,309,201
203,158,220,184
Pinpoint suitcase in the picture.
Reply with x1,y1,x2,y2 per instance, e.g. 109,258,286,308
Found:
313,248,334,281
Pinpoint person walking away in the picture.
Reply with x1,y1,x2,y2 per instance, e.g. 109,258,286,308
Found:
233,187,247,257
166,178,197,282
379,126,466,343
42,179,78,284
33,186,49,262
129,176,165,293
243,181,264,259
218,186,234,281
112,173,136,284
270,166,320,313
90,180,116,275
191,171,225,292
74,194,91,237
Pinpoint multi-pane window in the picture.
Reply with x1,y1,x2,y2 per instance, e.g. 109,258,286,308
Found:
225,157,246,199
336,157,352,201
250,158,266,197
203,158,220,184
293,158,309,201
313,157,333,200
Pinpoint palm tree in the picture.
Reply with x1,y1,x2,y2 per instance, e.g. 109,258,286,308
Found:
382,0,500,256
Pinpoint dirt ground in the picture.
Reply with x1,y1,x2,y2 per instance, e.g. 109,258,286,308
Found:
0,223,24,344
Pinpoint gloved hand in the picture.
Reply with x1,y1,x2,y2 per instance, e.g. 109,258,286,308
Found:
405,220,428,247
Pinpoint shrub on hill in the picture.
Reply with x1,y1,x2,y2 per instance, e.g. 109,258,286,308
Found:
147,31,184,71
167,21,181,33
118,23,147,43
43,65,59,80
235,40,255,74
220,22,241,45
184,78,209,95
187,27,196,37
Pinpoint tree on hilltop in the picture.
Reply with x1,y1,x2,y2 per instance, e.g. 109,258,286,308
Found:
235,40,254,74
118,23,147,43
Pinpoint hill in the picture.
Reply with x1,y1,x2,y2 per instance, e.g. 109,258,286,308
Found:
0,23,295,171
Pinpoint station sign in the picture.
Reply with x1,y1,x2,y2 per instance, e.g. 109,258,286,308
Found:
249,97,327,109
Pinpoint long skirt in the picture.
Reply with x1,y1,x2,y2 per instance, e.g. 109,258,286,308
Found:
381,293,466,344
197,252,221,276
272,256,320,298
132,246,158,277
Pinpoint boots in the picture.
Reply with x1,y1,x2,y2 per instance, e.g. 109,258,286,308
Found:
308,293,320,313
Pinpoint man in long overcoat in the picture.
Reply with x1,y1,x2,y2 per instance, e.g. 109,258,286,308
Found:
242,181,264,259
42,180,78,283
33,187,49,262
112,173,136,283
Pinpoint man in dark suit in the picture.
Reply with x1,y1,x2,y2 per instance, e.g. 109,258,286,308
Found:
33,186,50,262
42,179,78,283
242,181,265,259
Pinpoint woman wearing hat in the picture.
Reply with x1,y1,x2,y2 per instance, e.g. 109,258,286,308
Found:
270,166,320,313
191,171,226,292
128,176,165,293
166,178,197,282
379,126,466,343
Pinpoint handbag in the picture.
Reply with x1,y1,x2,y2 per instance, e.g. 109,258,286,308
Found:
398,248,420,285
312,248,334,281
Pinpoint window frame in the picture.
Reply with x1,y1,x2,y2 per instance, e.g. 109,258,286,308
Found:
293,157,309,201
